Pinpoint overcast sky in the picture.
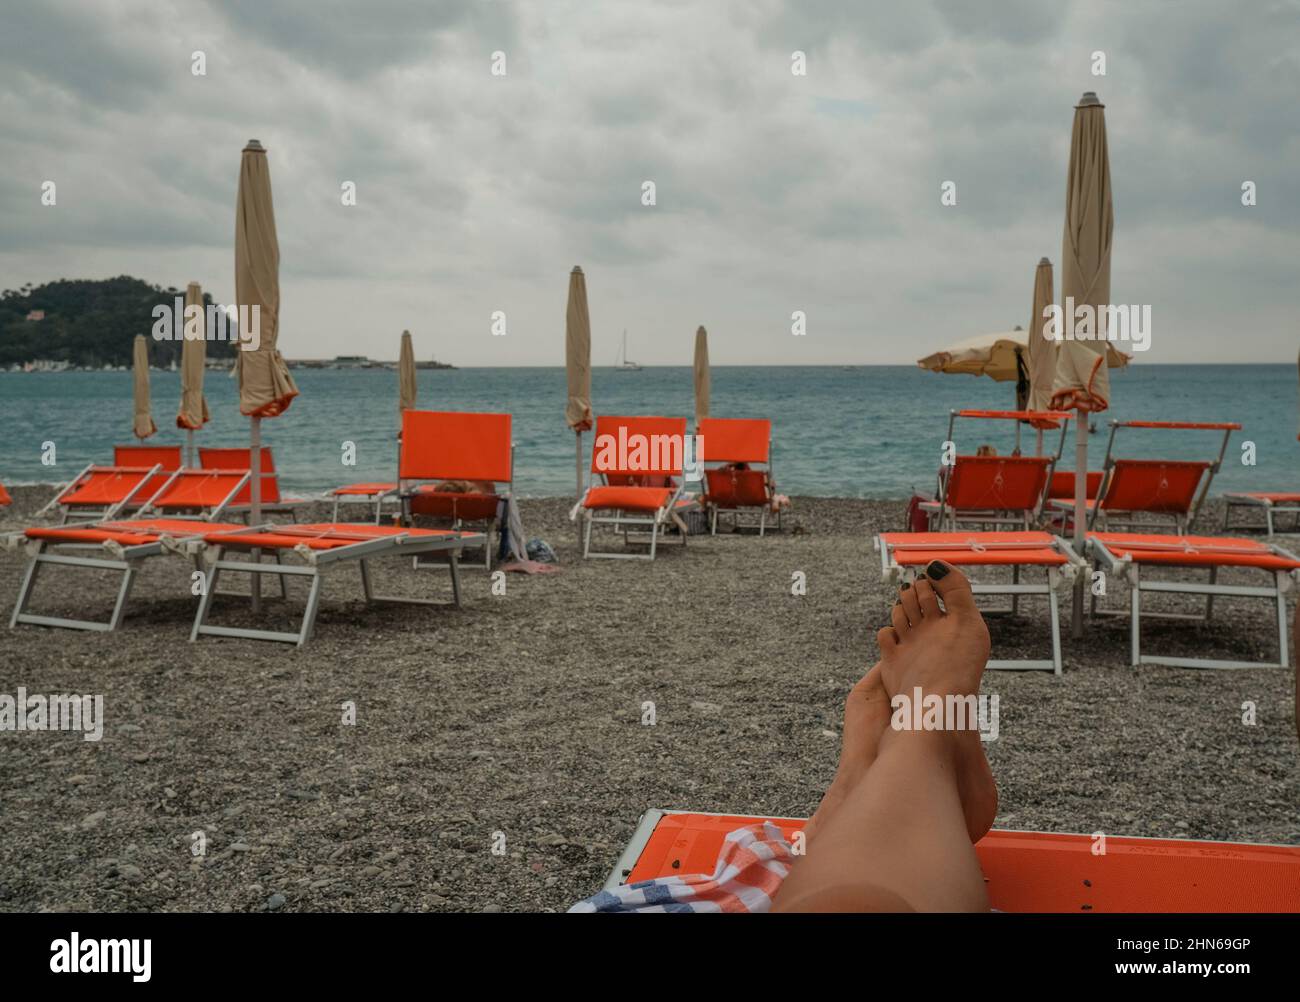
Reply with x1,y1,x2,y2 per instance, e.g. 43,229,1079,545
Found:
3,0,1298,365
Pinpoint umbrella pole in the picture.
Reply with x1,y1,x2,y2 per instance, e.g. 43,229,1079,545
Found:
250,416,262,615
1035,428,1044,457
575,431,583,500
1071,414,1087,638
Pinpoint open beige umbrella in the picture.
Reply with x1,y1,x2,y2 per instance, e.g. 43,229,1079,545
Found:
398,330,417,411
565,265,593,498
235,138,297,609
132,334,157,439
177,281,211,464
1048,92,1114,637
693,325,710,428
919,329,1032,449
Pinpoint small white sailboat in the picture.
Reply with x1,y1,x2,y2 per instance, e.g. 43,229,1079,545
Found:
616,329,642,371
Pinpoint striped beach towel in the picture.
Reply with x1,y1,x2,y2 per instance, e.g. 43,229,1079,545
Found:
570,821,793,913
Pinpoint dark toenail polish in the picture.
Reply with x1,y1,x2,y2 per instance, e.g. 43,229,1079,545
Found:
925,560,950,580
901,581,911,590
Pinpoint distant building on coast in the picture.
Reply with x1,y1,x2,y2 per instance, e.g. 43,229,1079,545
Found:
25,309,45,321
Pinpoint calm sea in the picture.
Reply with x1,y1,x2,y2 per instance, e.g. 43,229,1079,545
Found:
1,365,1296,498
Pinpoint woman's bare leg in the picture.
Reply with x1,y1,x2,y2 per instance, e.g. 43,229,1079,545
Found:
772,561,995,912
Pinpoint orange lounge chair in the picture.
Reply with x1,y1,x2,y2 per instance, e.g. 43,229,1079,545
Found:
921,410,1071,531
1047,420,1239,534
328,481,400,524
6,516,247,633
604,810,1300,913
576,415,698,560
698,417,779,536
0,483,9,506
39,444,184,523
876,531,1087,673
199,447,311,521
386,410,513,570
188,522,485,646
1222,491,1300,537
135,467,252,521
1087,532,1300,669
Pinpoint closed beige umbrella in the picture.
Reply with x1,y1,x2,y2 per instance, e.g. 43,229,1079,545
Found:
235,138,297,611
1025,258,1057,454
565,265,593,498
1049,92,1114,637
693,325,710,428
398,330,417,411
177,281,211,464
132,334,156,439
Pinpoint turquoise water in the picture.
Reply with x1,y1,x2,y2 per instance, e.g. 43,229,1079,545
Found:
0,365,1296,498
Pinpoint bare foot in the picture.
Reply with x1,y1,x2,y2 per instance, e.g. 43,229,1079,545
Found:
875,562,998,842
804,665,891,843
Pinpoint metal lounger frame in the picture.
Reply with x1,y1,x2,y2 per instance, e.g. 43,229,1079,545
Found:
1087,535,1298,670
190,528,482,646
331,486,401,525
876,534,1085,675
1222,494,1300,537
579,477,692,561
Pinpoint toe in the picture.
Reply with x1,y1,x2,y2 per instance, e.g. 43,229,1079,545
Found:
876,626,898,653
923,560,977,613
899,582,924,623
914,576,943,618
890,602,911,636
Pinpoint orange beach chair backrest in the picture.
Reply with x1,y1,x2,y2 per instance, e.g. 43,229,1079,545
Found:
944,455,1051,512
1100,459,1210,514
591,416,689,478
1048,470,1104,501
114,444,183,500
399,411,513,484
199,447,283,505
623,812,1300,913
150,469,249,511
697,418,771,465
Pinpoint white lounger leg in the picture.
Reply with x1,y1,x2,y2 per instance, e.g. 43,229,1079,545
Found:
11,544,140,633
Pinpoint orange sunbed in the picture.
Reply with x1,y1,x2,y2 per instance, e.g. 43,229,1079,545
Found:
922,410,1072,530
143,468,252,520
189,522,485,646
1087,531,1300,669
1048,420,1239,534
577,415,698,560
1222,491,1300,536
0,483,11,506
338,410,515,568
698,417,780,536
199,446,310,520
38,443,185,523
877,531,1087,673
604,810,1300,913
8,517,246,633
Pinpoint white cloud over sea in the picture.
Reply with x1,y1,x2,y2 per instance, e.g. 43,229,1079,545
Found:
1,0,1297,365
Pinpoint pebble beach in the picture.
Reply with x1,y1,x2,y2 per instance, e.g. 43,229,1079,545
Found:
0,488,1296,913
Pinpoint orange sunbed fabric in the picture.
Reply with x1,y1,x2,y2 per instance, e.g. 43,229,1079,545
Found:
591,416,689,477
205,523,460,551
58,467,158,507
1090,532,1300,571
151,471,248,511
697,417,770,464
880,531,1069,567
624,813,1300,913
0,483,10,506
26,518,245,546
114,444,183,500
408,486,499,521
583,485,674,512
704,468,770,508
1099,459,1209,514
399,411,513,483
1229,491,1300,503
943,456,1052,511
1048,470,1104,501
199,447,287,505
332,482,396,495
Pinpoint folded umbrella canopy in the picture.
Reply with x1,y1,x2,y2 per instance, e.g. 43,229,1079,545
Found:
131,334,156,439
177,281,211,464
565,265,593,499
693,325,710,429
398,329,417,412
